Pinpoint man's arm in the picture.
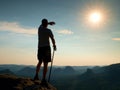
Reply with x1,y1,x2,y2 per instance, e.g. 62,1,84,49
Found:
51,37,57,51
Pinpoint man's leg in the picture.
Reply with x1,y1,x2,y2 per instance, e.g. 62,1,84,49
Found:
42,62,48,80
41,62,49,86
36,61,42,73
34,61,42,80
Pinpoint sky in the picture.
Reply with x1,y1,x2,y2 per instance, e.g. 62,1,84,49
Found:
0,0,120,66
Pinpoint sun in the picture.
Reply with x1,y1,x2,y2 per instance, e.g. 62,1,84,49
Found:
89,12,102,23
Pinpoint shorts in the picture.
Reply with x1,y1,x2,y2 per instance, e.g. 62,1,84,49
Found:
37,46,51,62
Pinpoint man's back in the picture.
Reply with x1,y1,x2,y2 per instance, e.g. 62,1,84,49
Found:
38,26,53,48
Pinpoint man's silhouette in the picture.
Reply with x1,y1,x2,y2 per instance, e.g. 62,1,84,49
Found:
34,19,56,85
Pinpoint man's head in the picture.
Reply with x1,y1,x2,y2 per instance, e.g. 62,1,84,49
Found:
41,18,55,27
41,19,48,27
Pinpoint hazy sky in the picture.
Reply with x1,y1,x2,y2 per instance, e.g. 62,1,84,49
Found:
0,0,120,66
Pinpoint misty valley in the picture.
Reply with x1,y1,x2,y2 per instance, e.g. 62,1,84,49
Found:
0,63,120,90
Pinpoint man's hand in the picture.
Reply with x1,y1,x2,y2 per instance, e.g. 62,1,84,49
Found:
48,22,55,25
53,45,57,51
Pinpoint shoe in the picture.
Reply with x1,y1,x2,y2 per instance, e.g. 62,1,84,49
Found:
33,74,39,80
41,79,47,85
41,79,49,88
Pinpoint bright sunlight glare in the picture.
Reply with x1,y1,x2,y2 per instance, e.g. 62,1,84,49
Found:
89,12,102,23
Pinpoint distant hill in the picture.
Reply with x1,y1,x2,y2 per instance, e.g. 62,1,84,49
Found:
0,74,57,90
53,66,76,75
0,64,29,72
1,63,120,90
75,63,120,90
0,64,91,74
51,63,120,90
0,69,14,75
0,65,89,80
16,67,36,78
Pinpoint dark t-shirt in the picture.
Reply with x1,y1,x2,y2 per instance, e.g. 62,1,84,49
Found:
38,25,54,48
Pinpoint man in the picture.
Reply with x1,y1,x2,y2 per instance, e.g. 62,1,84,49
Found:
34,19,56,85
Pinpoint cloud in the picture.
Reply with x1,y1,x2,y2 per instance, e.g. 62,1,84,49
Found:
112,38,120,41
0,21,74,36
0,21,37,35
57,29,73,35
